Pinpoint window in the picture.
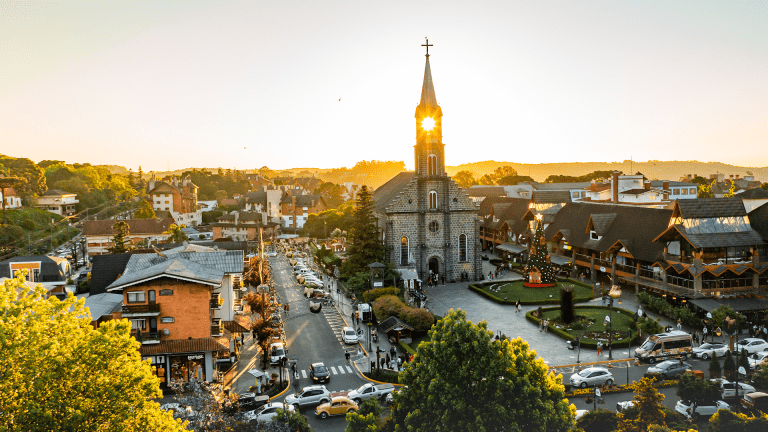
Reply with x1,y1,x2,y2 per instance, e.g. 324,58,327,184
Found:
458,234,467,262
572,191,579,198
681,189,688,195
428,154,437,176
429,191,437,209
429,221,439,233
689,188,696,194
131,319,146,330
400,237,409,266
160,317,175,323
127,291,145,303
148,290,155,303
159,289,173,296
673,189,680,195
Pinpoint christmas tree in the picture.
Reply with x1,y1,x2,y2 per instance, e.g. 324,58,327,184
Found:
525,214,556,285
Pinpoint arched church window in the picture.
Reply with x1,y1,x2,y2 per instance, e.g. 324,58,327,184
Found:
400,237,409,266
429,191,437,209
428,154,437,176
429,221,439,233
458,234,467,262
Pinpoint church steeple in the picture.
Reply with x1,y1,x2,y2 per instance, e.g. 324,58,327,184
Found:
415,38,444,178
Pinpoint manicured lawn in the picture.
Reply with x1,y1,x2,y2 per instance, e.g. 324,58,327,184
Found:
407,334,430,353
476,280,594,305
539,306,634,345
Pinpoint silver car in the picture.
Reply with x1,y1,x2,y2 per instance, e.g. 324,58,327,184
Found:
284,385,331,409
692,343,729,360
748,351,768,370
570,367,614,388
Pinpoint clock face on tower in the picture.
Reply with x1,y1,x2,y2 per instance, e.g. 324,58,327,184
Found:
421,117,436,131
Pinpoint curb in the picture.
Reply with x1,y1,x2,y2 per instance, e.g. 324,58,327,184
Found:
332,296,369,357
349,360,405,387
269,373,292,401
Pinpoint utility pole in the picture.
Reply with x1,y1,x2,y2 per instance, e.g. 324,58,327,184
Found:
50,219,54,252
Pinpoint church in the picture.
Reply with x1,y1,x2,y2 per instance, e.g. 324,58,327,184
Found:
372,42,482,283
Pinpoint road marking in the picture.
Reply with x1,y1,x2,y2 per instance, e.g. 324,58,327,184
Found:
337,367,345,375
330,366,338,374
302,370,307,378
346,365,353,373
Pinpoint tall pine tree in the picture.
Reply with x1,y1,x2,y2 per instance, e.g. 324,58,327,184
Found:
341,186,383,279
525,214,556,284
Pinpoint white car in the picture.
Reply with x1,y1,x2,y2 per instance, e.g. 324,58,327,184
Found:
569,367,614,388
343,327,358,344
710,378,756,399
674,400,729,419
243,402,295,423
616,401,635,413
574,409,589,421
748,351,768,370
692,343,729,360
735,338,768,354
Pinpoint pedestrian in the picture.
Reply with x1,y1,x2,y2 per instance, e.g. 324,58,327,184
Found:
677,319,682,330
597,341,603,355
390,346,396,358
539,318,543,332
753,324,758,338
763,325,767,341
544,319,549,333
702,326,708,342
386,354,391,367
693,332,699,346
515,299,521,313
602,294,606,306
292,363,298,379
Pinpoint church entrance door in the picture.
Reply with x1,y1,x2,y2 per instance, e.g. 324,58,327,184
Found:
428,257,439,277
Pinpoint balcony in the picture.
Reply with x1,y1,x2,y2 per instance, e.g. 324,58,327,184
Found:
122,303,161,317
211,324,222,337
131,331,161,345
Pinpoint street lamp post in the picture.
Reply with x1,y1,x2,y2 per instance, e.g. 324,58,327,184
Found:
607,285,622,360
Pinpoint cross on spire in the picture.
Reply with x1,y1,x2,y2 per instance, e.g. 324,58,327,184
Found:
422,37,433,57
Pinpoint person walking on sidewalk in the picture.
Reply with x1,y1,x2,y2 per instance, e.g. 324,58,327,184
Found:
702,326,708,342
597,341,603,356
515,299,521,313
539,318,543,332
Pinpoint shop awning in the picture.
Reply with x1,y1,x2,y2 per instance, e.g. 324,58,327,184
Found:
689,297,768,312
139,337,229,356
549,255,572,266
496,243,527,254
223,320,251,333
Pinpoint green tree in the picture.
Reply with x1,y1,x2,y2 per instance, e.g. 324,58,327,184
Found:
616,377,666,432
392,309,574,432
709,410,768,432
243,292,280,368
214,189,228,204
497,174,535,185
164,223,188,243
134,199,156,219
314,181,346,208
272,408,313,432
709,352,722,378
675,374,721,414
341,186,384,280
723,350,737,381
108,220,133,253
698,179,717,198
524,215,556,284
575,409,618,432
560,284,575,324
739,348,751,372
453,170,477,188
711,305,743,336
345,399,383,432
637,316,664,338
0,155,47,197
0,273,185,431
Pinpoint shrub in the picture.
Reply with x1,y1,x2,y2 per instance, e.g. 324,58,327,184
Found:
372,295,435,332
576,409,618,432
752,367,768,388
363,287,400,304
399,308,435,332
560,285,575,324
709,353,721,378
373,295,407,323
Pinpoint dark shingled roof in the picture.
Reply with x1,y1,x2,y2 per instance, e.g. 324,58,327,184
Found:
481,198,530,233
544,202,671,263
466,186,506,198
589,214,617,236
478,196,521,218
739,188,768,199
245,190,268,206
42,189,75,196
89,254,132,295
674,197,746,219
531,190,571,204
372,172,416,213
749,202,768,241
0,255,70,281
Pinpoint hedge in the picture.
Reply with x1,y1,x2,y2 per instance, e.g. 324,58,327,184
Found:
468,278,594,306
399,341,416,356
363,368,400,384
372,295,435,332
525,305,639,349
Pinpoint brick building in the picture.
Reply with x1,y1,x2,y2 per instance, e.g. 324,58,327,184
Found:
147,175,202,226
372,46,481,283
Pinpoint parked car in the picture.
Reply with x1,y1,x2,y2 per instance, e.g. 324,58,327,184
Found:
570,367,614,388
748,352,768,370
736,338,768,354
711,378,756,399
616,401,635,413
269,342,287,365
243,402,294,422
310,363,330,383
343,327,358,344
315,397,359,419
224,393,269,414
741,392,768,414
575,409,589,421
675,399,730,419
645,360,692,380
284,385,331,409
691,343,729,360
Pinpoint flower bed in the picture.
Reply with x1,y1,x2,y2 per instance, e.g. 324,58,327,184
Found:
468,279,594,305
526,305,638,349
565,379,678,397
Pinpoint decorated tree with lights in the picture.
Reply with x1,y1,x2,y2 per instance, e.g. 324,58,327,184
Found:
525,214,556,285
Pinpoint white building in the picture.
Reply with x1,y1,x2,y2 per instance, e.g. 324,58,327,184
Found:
36,190,79,216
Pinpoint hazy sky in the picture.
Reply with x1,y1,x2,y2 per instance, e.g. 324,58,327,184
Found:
1,1,766,172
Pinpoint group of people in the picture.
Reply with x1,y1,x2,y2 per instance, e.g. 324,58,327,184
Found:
425,274,442,288
378,346,408,371
538,318,549,332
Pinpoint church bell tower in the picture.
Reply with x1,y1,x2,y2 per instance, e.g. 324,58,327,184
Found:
414,38,444,178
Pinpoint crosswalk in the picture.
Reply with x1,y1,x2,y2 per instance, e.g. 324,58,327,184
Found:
323,306,359,353
296,364,355,379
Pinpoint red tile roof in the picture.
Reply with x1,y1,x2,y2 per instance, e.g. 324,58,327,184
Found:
82,218,176,236
139,337,229,355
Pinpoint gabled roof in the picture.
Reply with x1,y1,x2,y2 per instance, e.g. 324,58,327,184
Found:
483,198,530,233
466,186,506,198
123,250,243,276
478,196,521,218
379,316,414,333
42,189,75,196
653,224,765,249
587,214,617,236
82,218,176,236
749,202,768,241
89,254,133,295
672,197,746,219
544,202,670,262
738,188,768,199
0,255,69,282
531,190,571,204
372,172,416,213
106,257,225,291
83,293,123,320
139,337,229,356
245,190,268,206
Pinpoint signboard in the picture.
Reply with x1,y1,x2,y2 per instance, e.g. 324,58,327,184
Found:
373,281,383,287
256,284,269,294
595,388,601,398
187,354,204,360
600,266,606,272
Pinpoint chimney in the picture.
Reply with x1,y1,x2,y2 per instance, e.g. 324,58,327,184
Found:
736,174,740,179
662,181,669,191
644,181,651,191
612,171,620,203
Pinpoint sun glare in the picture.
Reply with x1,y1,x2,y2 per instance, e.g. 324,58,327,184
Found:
421,117,436,131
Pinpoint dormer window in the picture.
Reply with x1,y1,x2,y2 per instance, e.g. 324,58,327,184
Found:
590,231,600,241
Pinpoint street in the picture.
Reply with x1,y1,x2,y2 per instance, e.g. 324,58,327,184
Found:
268,253,369,431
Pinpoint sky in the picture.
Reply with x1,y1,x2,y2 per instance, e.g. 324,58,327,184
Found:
1,1,766,172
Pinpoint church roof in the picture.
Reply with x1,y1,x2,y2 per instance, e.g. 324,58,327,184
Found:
372,172,416,213
419,57,438,109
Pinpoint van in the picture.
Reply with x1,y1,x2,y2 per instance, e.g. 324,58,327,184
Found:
635,330,692,363
269,342,287,365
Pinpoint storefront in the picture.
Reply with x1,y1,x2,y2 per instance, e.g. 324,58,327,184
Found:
169,353,207,383
142,354,168,386
140,338,225,390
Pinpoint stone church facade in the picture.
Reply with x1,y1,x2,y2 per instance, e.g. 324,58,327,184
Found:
372,48,482,282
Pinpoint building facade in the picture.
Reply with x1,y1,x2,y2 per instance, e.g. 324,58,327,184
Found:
147,176,202,226
373,47,481,282
82,218,175,256
36,189,79,216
